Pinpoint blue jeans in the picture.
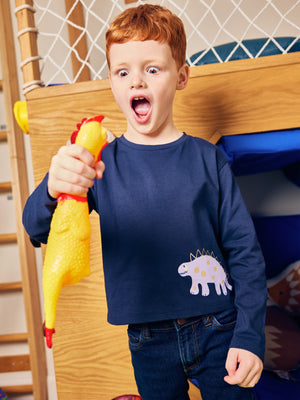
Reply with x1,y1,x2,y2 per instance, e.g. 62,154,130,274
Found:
127,309,255,400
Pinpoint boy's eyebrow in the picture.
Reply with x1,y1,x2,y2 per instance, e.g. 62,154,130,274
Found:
111,57,167,68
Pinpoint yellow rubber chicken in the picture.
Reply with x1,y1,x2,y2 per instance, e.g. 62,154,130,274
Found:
43,115,108,348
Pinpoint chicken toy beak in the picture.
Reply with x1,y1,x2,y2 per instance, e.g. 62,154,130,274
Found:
14,101,29,134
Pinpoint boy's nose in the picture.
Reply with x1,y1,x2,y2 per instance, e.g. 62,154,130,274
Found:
130,75,146,89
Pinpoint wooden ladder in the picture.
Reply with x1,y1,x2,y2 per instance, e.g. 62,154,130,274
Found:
0,1,47,398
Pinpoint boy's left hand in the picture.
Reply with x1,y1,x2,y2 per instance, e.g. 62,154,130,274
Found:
224,348,263,388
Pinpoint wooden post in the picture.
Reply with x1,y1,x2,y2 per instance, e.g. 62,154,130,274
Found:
14,0,42,93
65,0,91,82
0,1,47,399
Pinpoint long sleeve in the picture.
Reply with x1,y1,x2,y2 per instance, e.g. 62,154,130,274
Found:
23,173,57,246
218,156,268,360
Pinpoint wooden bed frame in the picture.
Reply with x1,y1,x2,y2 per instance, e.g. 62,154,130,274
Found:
24,52,300,399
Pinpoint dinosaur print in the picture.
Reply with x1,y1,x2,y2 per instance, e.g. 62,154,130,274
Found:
178,249,232,296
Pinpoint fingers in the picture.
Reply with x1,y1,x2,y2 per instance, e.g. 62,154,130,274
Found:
48,144,103,198
94,160,106,179
224,348,263,388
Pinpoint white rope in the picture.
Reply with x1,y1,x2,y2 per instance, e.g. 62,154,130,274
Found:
14,4,36,14
22,79,44,95
20,55,42,69
17,27,39,38
22,80,43,89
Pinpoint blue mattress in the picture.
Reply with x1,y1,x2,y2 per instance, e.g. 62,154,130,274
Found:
252,215,300,279
217,129,300,177
190,368,300,400
254,369,300,400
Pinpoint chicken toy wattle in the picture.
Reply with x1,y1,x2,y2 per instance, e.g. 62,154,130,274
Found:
43,115,108,348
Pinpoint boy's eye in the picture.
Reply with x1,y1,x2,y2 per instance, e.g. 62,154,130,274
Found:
118,69,128,77
147,66,159,74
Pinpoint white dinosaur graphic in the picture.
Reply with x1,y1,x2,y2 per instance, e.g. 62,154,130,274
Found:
178,249,232,296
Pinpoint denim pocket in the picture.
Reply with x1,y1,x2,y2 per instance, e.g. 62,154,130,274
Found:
127,324,148,349
210,308,237,331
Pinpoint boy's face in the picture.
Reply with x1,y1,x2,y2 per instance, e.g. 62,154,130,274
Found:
109,40,189,144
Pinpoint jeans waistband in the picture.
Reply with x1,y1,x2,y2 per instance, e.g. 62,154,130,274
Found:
133,315,208,334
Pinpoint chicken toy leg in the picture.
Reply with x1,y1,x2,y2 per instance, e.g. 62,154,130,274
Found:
43,115,108,348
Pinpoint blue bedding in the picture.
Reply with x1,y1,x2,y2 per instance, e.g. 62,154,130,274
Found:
254,369,300,400
217,129,300,177
252,215,300,279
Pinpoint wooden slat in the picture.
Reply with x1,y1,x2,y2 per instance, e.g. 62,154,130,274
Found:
0,332,28,343
0,2,47,399
65,0,90,82
0,281,22,291
0,78,2,90
2,384,33,394
14,0,41,88
0,181,12,192
0,354,30,372
0,130,7,141
0,232,17,243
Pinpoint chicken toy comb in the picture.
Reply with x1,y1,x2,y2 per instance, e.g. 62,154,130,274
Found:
70,115,105,144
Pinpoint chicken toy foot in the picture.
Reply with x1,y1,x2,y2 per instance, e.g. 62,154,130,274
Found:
42,115,108,348
43,322,55,349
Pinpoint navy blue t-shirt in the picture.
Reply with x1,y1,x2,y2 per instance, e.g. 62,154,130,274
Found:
23,133,267,359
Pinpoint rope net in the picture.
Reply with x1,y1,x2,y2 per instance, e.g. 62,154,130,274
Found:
17,0,300,89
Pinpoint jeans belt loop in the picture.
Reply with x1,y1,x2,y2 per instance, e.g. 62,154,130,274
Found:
142,323,151,339
177,318,188,325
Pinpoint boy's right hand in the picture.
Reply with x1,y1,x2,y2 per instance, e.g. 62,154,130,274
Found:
48,144,105,199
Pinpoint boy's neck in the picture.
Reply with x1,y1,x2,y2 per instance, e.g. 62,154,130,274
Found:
124,128,183,145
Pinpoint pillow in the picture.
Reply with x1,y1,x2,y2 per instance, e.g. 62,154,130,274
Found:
189,37,300,65
267,260,300,316
264,305,300,372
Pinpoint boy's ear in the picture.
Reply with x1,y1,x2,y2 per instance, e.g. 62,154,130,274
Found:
176,64,190,90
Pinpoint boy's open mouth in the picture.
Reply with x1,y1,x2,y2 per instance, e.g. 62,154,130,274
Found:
131,96,151,122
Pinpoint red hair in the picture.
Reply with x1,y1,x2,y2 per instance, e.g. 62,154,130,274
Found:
106,4,187,70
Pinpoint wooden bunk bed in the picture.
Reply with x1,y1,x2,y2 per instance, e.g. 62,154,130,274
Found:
23,49,300,400
14,1,300,399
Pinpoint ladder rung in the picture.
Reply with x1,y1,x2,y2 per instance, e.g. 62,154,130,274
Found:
0,181,12,192
0,354,31,372
0,281,22,292
2,385,33,394
0,130,7,141
0,232,17,243
0,333,28,343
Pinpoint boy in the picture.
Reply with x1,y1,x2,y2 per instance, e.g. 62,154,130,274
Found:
23,4,267,400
